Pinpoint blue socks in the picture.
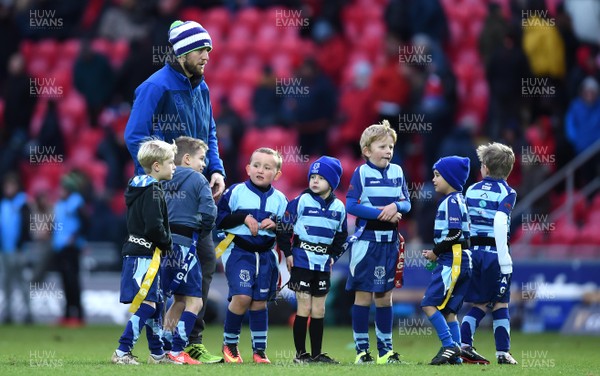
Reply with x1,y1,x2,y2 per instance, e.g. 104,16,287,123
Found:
171,311,197,352
460,306,486,347
448,320,461,346
223,308,244,345
250,309,268,351
375,306,393,356
352,304,370,353
428,310,454,348
493,308,510,352
118,303,155,353
145,306,165,356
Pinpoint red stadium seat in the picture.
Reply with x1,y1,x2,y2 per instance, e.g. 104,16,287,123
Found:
20,39,35,65
548,219,579,245
236,7,262,34
110,39,130,68
60,39,81,62
205,7,231,35
37,39,59,69
228,84,253,120
91,38,111,57
237,65,262,88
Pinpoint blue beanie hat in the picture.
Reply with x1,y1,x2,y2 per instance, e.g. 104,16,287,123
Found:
168,20,212,57
308,156,343,191
433,156,470,192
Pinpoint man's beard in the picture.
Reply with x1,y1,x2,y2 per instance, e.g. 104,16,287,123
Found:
183,58,204,77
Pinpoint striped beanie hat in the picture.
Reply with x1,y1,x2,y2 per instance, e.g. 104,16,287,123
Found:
168,20,212,57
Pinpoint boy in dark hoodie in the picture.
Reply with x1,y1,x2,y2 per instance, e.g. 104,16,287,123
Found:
112,139,176,365
161,136,217,364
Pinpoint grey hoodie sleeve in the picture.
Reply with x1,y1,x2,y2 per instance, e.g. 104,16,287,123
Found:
197,175,217,239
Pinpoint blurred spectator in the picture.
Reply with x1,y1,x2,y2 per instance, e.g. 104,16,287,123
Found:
73,39,115,127
335,60,376,158
565,77,600,155
567,45,600,101
385,0,448,45
369,33,411,154
252,66,283,128
0,172,32,324
486,28,531,140
148,0,181,47
0,3,20,87
313,23,348,85
96,121,131,192
436,114,480,189
52,172,89,326
522,1,566,80
97,0,152,42
114,37,157,105
29,188,54,284
520,115,556,214
563,0,600,45
34,99,65,159
215,96,246,183
281,58,337,156
565,76,600,188
1,53,36,175
478,2,509,70
14,0,86,40
555,2,579,75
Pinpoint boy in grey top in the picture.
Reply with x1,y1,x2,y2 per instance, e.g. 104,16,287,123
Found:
160,136,218,364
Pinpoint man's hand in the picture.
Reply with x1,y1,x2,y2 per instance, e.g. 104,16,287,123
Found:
210,173,225,201
286,255,293,271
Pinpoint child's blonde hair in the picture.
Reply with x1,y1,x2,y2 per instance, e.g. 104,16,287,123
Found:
137,139,177,173
250,147,283,171
476,142,515,179
360,119,398,153
174,136,208,165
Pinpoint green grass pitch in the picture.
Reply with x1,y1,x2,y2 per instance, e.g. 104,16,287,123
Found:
1,324,598,375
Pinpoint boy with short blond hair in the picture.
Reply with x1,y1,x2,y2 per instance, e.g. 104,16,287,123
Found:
216,147,288,363
346,120,411,364
112,139,176,365
460,142,518,365
160,136,217,364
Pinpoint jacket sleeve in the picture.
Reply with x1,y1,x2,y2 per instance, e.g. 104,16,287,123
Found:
124,82,164,175
330,208,348,259
197,175,217,239
278,197,299,257
205,109,226,178
346,169,381,219
141,184,171,251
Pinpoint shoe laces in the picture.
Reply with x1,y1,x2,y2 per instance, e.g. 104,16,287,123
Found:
362,352,374,361
226,344,240,357
192,344,207,355
254,350,267,359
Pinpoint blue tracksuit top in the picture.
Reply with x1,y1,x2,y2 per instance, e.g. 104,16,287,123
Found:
124,63,225,178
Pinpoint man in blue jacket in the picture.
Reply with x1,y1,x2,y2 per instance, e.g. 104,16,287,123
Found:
124,20,226,363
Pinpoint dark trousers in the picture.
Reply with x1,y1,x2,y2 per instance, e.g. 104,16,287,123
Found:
189,234,216,344
55,245,83,319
